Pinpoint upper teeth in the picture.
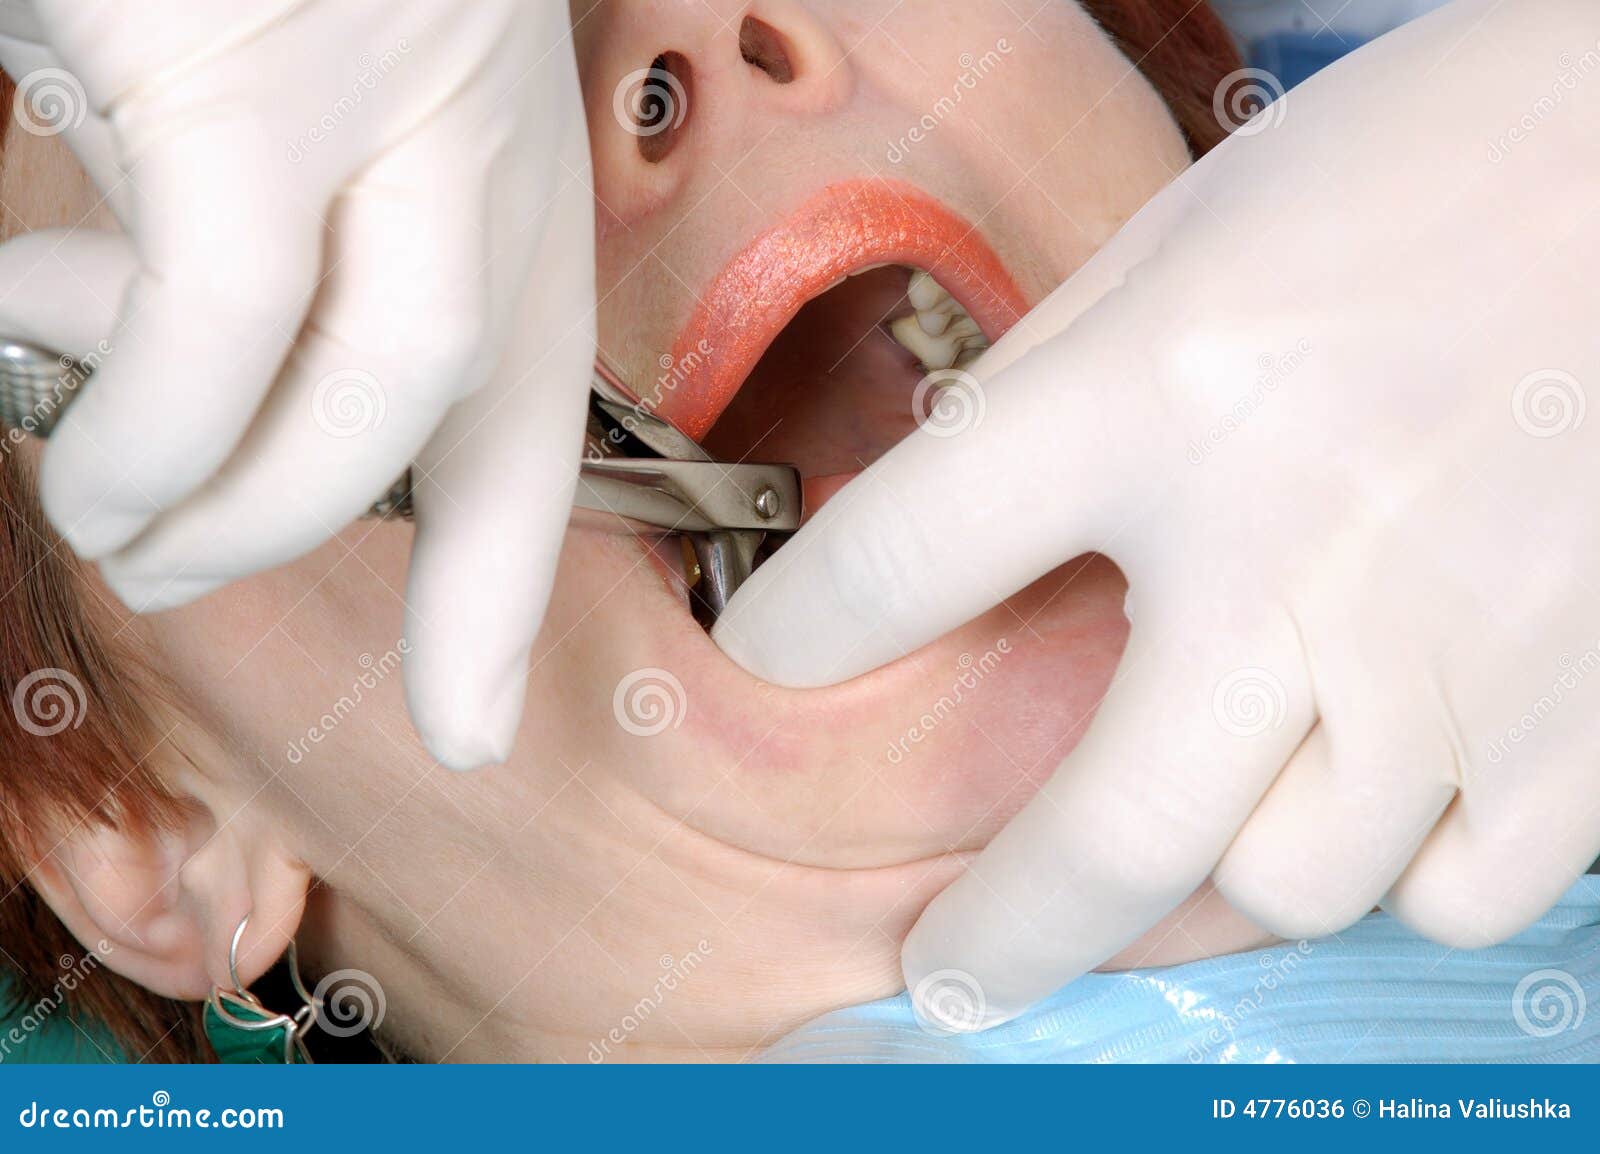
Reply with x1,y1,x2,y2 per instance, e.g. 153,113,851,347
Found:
889,269,989,372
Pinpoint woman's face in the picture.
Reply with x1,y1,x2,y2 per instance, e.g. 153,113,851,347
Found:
102,0,1262,1060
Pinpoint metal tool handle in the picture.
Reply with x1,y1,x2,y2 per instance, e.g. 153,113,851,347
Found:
0,339,802,533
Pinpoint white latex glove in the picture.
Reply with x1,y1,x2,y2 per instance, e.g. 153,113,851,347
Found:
0,1,596,769
714,0,1600,1028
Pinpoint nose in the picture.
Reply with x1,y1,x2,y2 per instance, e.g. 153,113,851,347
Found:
585,1,852,223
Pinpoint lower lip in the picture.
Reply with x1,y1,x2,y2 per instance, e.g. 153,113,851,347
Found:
800,472,858,523
657,178,1029,441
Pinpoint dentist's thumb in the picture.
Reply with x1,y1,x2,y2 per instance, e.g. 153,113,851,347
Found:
710,287,1158,689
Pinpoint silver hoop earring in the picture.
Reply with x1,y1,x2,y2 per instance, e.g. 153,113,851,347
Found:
203,914,321,1064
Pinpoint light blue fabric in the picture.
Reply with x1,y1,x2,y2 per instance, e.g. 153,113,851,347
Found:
762,877,1600,1063
1211,0,1455,89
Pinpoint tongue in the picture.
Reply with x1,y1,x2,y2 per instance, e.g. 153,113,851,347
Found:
701,267,926,480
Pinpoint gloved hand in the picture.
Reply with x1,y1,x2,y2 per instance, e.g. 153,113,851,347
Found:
0,1,595,769
714,0,1600,1028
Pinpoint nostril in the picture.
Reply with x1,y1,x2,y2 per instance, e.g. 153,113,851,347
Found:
628,51,693,164
739,16,796,84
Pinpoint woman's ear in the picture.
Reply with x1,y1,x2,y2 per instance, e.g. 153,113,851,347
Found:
26,780,312,1001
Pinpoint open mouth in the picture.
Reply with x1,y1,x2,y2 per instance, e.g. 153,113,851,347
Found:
640,178,1029,612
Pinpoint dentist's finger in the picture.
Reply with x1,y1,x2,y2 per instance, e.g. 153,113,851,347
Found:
1212,723,1455,940
712,290,1165,688
37,130,325,559
901,605,1312,1030
402,85,596,772
403,316,594,770
97,91,512,609
0,228,133,357
1385,745,1600,950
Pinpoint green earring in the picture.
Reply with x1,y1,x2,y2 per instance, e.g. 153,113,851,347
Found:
203,915,321,1064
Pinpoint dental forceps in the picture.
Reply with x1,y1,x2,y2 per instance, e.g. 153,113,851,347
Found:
0,338,801,625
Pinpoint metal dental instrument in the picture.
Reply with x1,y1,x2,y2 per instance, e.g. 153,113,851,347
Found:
0,338,801,624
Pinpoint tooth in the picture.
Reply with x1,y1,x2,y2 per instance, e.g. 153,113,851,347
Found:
890,315,986,372
907,269,949,312
916,297,961,336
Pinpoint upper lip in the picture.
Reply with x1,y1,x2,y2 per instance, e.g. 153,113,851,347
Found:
653,177,1030,441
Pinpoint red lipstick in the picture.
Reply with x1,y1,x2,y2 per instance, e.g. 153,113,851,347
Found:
657,178,1028,440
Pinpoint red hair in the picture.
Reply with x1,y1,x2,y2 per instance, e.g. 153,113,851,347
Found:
1081,0,1243,155
0,70,208,1062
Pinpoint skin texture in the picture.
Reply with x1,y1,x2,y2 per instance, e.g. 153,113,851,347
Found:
11,0,1268,1061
